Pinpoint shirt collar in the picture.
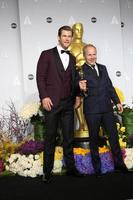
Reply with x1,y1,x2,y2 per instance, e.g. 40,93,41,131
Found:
57,45,68,54
86,63,96,68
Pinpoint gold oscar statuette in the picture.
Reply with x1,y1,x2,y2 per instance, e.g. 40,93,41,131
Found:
69,23,89,138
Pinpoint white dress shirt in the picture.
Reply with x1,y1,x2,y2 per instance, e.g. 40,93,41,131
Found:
57,45,69,71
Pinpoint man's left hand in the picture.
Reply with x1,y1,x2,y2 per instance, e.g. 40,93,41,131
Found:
117,103,123,113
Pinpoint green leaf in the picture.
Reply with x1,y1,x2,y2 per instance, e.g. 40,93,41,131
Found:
121,106,133,135
0,170,15,176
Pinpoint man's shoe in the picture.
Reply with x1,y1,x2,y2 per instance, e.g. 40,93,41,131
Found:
115,165,129,174
95,170,102,178
95,172,102,178
42,173,53,183
66,168,84,177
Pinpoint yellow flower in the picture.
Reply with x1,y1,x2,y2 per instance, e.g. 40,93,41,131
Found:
39,152,43,165
0,150,4,158
54,146,63,160
99,147,109,153
0,140,22,160
115,87,125,103
116,123,120,130
73,148,90,155
119,138,126,148
120,127,126,133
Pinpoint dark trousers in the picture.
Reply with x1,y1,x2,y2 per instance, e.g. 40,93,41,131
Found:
43,98,75,175
85,112,124,173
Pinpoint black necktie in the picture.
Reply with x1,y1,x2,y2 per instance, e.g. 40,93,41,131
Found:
61,50,70,54
90,65,98,77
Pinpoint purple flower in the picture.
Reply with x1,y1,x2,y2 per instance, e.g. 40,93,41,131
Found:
74,151,114,174
0,159,5,172
100,152,114,173
16,140,44,155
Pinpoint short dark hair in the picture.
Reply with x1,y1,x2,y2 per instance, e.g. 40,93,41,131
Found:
58,25,73,36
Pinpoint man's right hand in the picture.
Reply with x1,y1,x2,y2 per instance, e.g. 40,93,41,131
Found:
42,97,53,111
79,80,87,92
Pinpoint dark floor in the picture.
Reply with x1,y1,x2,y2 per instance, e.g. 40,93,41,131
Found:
0,172,133,200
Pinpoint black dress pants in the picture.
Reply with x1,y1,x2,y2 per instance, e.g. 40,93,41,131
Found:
85,112,125,173
43,98,75,175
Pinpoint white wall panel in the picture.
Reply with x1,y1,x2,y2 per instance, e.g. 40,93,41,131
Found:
120,0,133,105
0,0,24,111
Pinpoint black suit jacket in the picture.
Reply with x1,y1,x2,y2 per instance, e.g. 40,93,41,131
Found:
36,47,79,107
82,63,120,114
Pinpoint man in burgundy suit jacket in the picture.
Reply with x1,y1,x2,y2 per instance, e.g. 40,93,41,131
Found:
36,26,82,183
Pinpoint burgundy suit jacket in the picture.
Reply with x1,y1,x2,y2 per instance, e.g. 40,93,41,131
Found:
36,47,79,107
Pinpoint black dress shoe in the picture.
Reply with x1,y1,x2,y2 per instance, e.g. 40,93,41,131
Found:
42,173,53,183
115,165,129,173
66,168,84,177
95,170,102,178
95,173,103,178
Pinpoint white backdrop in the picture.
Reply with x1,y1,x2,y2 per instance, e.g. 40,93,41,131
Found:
0,0,133,112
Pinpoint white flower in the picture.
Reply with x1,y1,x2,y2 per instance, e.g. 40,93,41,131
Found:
29,154,34,159
35,154,40,160
124,158,133,169
124,148,133,169
52,160,63,173
6,151,63,177
6,153,43,178
8,153,20,164
5,165,9,171
19,102,41,120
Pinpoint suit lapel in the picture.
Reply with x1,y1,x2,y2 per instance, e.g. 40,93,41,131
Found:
84,63,104,80
96,63,103,79
69,54,75,79
53,47,65,77
83,64,97,79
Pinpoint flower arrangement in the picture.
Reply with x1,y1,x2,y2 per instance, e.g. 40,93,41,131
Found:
113,87,133,147
114,104,133,147
101,123,127,149
19,102,41,120
0,101,31,143
74,147,114,174
19,101,45,125
3,144,133,177
5,153,43,177
74,150,114,174
0,138,21,161
5,146,64,177
16,139,44,155
121,105,133,137
19,102,45,141
2,99,133,177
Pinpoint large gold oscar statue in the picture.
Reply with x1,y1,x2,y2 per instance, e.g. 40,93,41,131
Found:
69,23,89,138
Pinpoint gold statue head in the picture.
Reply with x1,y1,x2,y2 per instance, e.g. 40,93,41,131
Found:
69,23,85,68
72,23,83,40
